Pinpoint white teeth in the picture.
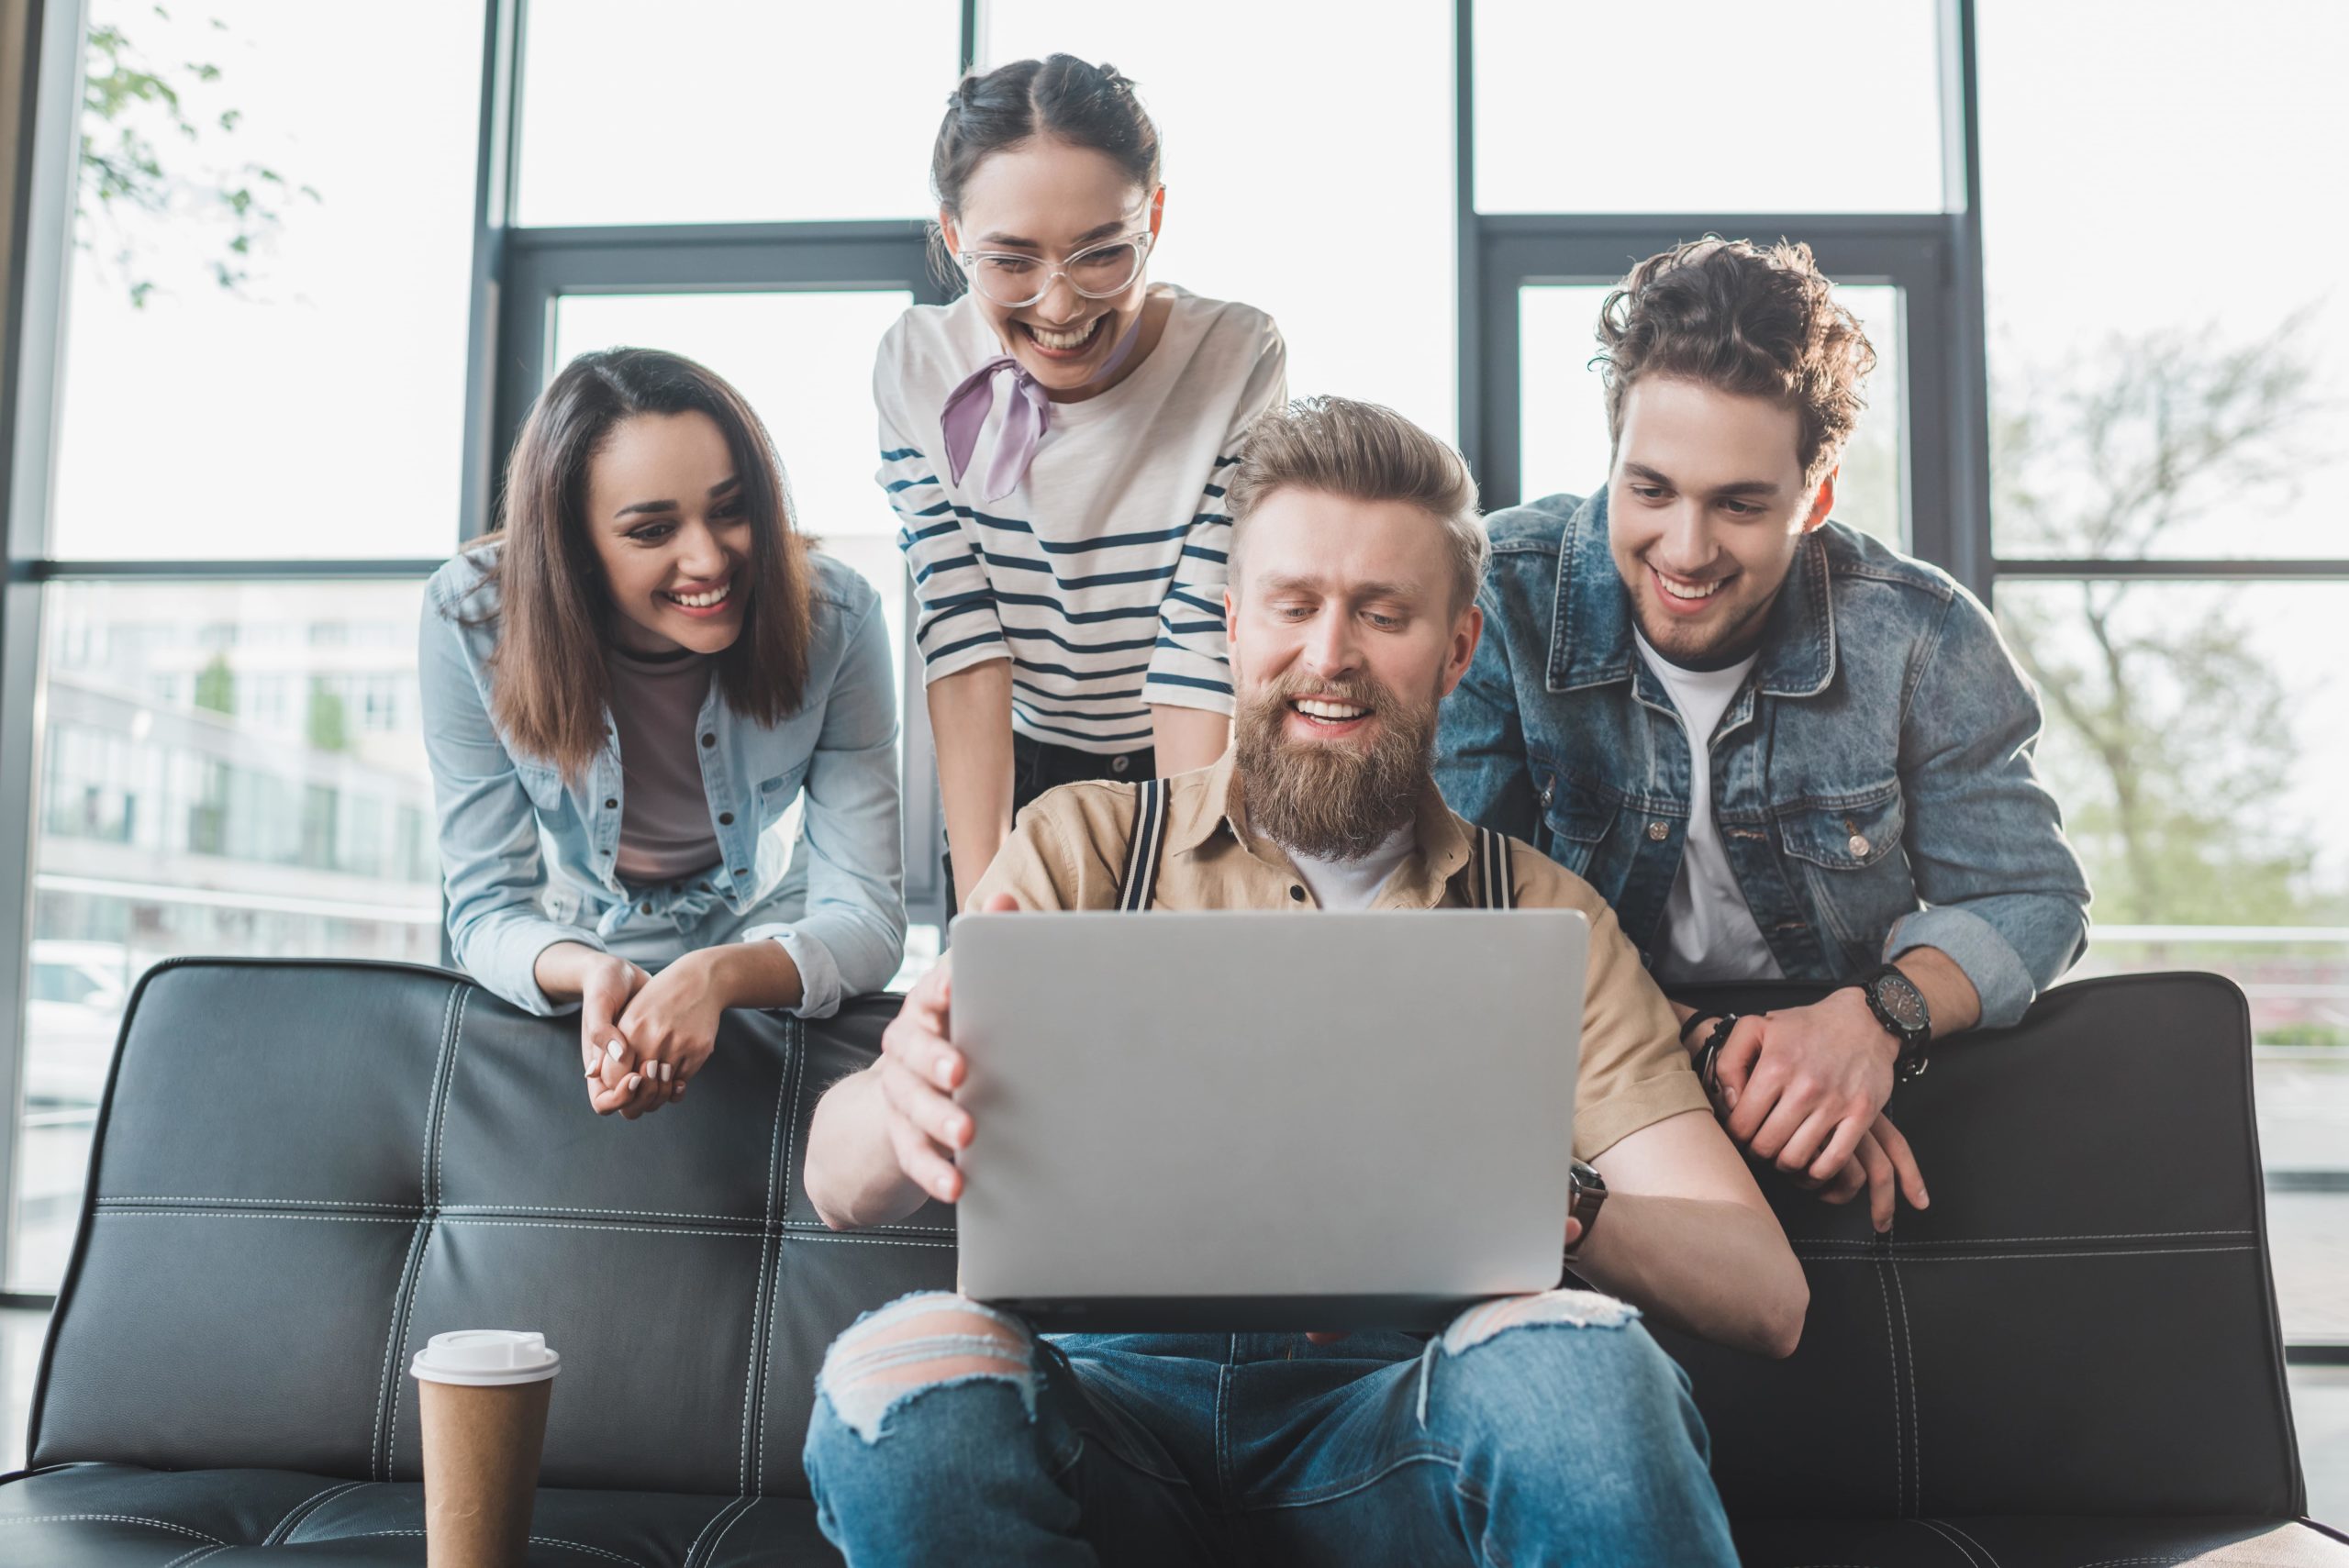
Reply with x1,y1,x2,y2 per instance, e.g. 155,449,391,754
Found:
1656,573,1723,601
668,583,729,609
1029,318,1098,350
1294,699,1367,720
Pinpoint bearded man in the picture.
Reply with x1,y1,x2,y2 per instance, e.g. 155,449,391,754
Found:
796,396,1805,1568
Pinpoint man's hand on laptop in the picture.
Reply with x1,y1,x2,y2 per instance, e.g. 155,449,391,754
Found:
877,894,1018,1204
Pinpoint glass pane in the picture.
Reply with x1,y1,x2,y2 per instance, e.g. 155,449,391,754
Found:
1995,579,2349,1342
1981,2,2349,559
516,1,958,226
13,580,438,1291
1476,1,1944,215
50,0,483,558
983,4,1455,440
1519,283,1907,548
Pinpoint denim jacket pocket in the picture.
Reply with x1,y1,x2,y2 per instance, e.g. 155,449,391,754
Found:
1533,763,1624,891
1775,783,1917,964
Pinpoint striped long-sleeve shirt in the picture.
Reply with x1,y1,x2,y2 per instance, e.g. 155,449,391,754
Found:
875,284,1287,753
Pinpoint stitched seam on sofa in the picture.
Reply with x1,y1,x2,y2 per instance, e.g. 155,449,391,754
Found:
1932,1518,2003,1568
436,1219,767,1239
349,1529,650,1568
385,1223,440,1478
1797,1245,2262,1263
1799,1229,2257,1248
1917,1516,1981,1566
783,1232,959,1249
758,1019,807,1496
421,982,458,1207
373,1218,429,1479
265,1478,369,1545
1891,1259,1920,1514
683,1496,750,1568
704,1497,763,1566
0,1515,226,1542
1873,1256,1903,1516
435,985,472,1208
158,1542,235,1568
741,1059,788,1495
100,1196,423,1210
95,1211,416,1222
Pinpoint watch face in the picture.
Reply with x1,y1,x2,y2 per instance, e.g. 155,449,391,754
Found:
1873,972,1930,1032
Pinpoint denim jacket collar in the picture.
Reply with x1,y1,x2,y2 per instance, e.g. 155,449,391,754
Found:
1546,488,1838,700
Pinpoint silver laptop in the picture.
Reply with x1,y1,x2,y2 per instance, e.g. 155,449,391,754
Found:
949,908,1589,1330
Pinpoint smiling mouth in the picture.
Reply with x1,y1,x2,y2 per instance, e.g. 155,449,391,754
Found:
662,579,732,611
1650,563,1731,604
1019,315,1108,355
1289,696,1371,728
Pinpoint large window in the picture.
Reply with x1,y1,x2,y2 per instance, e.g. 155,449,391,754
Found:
1,0,2341,1392
1977,0,2349,1350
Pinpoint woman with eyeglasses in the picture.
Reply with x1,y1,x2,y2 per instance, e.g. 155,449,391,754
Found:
875,55,1286,906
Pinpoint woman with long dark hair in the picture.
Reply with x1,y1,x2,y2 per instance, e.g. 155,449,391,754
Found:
422,348,905,1118
878,55,1287,906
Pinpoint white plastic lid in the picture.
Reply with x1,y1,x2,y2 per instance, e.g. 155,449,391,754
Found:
409,1329,562,1387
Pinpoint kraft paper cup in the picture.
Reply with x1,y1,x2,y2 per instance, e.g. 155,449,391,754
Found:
410,1330,561,1568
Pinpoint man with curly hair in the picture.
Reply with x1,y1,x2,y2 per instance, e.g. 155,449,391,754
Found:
1437,238,2090,1230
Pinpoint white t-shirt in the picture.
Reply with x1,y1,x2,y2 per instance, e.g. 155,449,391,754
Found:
1632,632,1784,984
875,284,1287,754
1283,824,1418,913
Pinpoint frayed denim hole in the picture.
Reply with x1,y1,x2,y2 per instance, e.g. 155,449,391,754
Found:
1418,1290,1642,1425
820,1365,1040,1446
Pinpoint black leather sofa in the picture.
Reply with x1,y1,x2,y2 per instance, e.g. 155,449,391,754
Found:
2,958,2342,1566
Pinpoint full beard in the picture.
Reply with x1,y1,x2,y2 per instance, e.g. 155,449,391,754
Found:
1232,670,1440,861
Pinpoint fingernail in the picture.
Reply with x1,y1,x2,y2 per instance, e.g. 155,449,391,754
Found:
935,1058,954,1087
625,1074,640,1091
1722,1086,1739,1110
606,1040,624,1061
661,1062,674,1083
1917,1189,1930,1207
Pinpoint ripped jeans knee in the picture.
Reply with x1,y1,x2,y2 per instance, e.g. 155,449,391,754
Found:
1439,1287,1640,1355
816,1292,1038,1444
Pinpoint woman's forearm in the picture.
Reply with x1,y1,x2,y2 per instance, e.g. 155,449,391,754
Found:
807,1068,930,1230
928,660,1017,911
1149,704,1230,776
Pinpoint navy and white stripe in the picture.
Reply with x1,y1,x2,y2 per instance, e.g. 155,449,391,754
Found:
873,286,1286,755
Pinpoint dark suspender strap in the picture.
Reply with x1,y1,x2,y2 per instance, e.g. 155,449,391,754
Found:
1474,826,1515,912
1119,778,1169,911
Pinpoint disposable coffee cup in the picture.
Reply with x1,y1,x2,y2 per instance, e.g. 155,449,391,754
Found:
410,1330,562,1568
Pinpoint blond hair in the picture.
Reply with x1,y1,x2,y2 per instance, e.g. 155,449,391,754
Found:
1226,396,1487,613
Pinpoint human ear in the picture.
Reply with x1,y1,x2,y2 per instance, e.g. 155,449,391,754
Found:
938,208,961,255
1798,468,1838,534
1437,604,1485,699
1147,185,1165,239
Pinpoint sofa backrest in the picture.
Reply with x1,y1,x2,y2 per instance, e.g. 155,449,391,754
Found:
29,958,953,1497
1654,973,2303,1521
28,962,2304,1518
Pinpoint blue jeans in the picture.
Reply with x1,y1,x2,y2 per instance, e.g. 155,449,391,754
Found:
801,1291,1736,1567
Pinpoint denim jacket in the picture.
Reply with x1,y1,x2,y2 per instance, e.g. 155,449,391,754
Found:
1435,491,2088,1028
420,545,907,1018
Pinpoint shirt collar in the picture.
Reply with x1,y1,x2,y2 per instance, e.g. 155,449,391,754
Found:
1168,745,1476,908
1547,486,1838,699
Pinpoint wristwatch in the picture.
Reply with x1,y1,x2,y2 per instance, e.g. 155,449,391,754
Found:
1564,1160,1609,1262
1856,962,1932,1082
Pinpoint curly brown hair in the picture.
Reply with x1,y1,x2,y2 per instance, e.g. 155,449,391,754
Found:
1596,237,1876,484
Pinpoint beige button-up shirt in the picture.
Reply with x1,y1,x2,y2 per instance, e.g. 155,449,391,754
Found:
968,750,1712,1159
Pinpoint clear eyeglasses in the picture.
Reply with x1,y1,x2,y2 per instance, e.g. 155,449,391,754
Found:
957,231,1154,309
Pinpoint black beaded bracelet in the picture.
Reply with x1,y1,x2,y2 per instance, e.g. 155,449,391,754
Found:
1677,1008,1723,1046
1698,1012,1742,1096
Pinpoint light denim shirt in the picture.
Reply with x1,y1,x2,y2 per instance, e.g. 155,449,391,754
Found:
1436,491,2090,1029
419,545,907,1018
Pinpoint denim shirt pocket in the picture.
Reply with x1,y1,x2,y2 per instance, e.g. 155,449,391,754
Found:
513,760,567,816
1774,782,1917,967
1531,759,1626,895
755,761,811,828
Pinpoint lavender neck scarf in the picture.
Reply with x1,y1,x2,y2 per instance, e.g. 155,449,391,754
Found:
939,311,1145,503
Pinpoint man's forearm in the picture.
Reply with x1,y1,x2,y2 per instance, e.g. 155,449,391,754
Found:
806,1069,930,1231
1894,946,1981,1039
1575,1193,1808,1358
